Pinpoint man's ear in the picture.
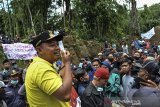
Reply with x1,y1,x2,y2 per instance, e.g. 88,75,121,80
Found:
35,46,42,54
80,77,84,82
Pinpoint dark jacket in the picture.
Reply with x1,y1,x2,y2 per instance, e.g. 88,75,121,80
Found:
81,82,104,107
5,85,26,107
132,87,160,107
0,100,7,107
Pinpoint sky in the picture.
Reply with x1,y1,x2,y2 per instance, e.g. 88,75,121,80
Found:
117,0,160,8
1,0,160,12
136,0,160,8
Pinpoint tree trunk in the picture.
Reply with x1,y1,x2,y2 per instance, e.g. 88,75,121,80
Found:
1,0,5,9
64,0,71,31
6,0,12,38
129,0,140,37
21,19,27,37
26,0,36,36
62,0,65,28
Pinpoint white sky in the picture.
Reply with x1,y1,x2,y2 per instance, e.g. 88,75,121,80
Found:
136,0,160,8
1,0,160,12
117,0,160,8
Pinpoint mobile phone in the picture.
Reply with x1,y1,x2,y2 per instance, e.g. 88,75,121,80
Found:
58,41,65,52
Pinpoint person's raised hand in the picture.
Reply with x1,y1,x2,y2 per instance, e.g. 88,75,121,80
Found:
140,79,158,89
60,50,71,65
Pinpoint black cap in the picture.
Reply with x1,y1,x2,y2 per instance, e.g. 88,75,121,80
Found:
31,30,65,47
142,60,160,76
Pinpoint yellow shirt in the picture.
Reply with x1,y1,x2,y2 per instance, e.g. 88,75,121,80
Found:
25,57,70,107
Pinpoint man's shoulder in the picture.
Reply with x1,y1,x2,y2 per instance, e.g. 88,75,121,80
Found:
136,87,160,93
28,60,54,72
133,87,160,99
83,83,96,96
132,87,160,107
26,61,56,85
123,74,134,79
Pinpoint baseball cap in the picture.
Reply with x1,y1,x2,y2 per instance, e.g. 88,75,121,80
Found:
31,30,65,47
98,53,103,56
142,60,160,76
71,64,78,71
11,70,19,76
0,81,6,88
101,61,111,70
94,67,109,79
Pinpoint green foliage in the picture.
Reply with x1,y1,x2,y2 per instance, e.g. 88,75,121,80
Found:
71,0,129,42
0,0,160,43
0,0,53,38
139,3,160,32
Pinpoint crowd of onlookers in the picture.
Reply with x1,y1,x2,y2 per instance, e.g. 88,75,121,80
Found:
0,34,35,44
0,37,160,107
0,34,21,44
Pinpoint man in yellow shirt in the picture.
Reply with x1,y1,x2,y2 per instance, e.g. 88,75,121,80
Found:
25,30,72,107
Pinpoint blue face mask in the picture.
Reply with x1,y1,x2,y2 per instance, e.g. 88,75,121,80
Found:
11,80,18,86
3,70,9,76
13,64,18,69
96,87,103,92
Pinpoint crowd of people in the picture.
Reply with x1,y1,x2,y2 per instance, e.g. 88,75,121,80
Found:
0,30,160,107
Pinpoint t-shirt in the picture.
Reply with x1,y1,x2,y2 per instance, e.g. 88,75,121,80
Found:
25,57,70,107
122,74,135,100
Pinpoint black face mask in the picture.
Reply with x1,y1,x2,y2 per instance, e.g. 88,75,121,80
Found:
4,68,9,70
108,58,114,62
134,57,140,60
0,90,5,100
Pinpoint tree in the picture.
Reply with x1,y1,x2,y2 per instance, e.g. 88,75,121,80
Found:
129,0,140,37
71,0,129,42
139,3,160,33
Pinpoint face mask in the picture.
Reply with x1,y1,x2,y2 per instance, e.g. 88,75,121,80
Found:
108,58,114,62
3,70,9,76
96,87,103,92
134,57,140,60
11,80,18,86
5,67,9,70
81,77,89,84
0,90,5,100
83,79,89,84
13,64,18,69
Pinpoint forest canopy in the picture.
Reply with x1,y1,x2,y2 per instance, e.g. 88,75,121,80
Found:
0,0,160,42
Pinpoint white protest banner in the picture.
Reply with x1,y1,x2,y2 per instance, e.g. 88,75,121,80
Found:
2,43,37,60
141,27,155,39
